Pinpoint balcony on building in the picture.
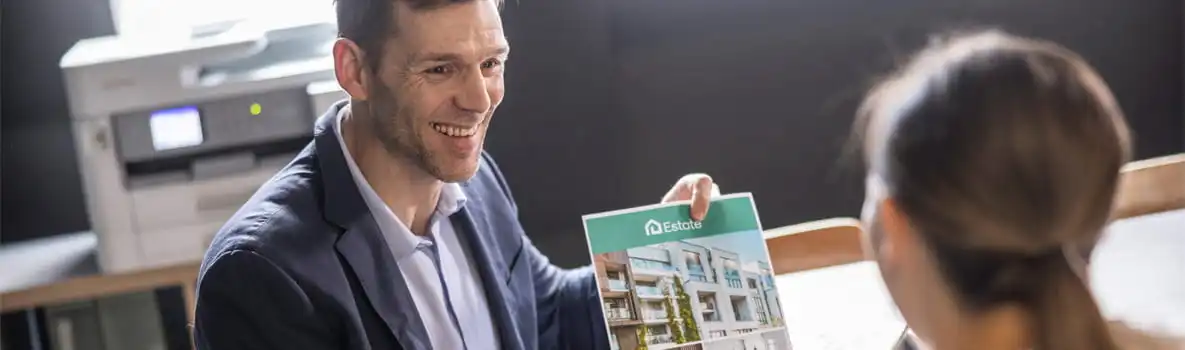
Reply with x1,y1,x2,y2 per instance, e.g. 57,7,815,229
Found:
627,246,676,281
600,270,632,299
598,251,631,268
729,295,762,330
629,258,676,280
721,257,745,290
605,306,634,321
608,278,629,291
646,334,674,346
724,269,744,289
635,284,666,299
685,264,709,283
604,296,642,327
700,297,720,322
641,309,669,322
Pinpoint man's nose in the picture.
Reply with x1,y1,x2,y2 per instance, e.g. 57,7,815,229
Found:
455,69,492,113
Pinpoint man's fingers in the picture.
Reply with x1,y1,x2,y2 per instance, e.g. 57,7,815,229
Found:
690,175,714,221
661,183,689,203
661,173,719,221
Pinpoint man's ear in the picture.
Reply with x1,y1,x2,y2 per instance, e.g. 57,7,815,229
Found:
333,38,370,101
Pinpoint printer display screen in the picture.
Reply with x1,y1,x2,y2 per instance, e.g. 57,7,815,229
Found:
149,106,205,151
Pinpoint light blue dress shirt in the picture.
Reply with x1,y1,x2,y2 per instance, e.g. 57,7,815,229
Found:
335,110,501,350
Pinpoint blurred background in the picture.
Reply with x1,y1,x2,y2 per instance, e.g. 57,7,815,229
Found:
1,0,1183,349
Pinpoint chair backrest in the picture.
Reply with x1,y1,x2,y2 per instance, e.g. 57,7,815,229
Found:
1113,153,1185,219
761,154,1183,276
763,218,866,275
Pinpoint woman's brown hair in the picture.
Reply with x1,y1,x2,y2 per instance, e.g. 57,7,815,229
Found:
856,30,1132,350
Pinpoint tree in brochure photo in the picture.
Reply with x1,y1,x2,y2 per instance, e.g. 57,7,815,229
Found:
583,193,792,350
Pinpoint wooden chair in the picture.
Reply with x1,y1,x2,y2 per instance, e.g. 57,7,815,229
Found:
764,218,866,275
1113,153,1185,219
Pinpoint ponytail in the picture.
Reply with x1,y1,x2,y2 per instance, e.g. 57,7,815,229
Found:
927,237,1122,350
1028,254,1118,350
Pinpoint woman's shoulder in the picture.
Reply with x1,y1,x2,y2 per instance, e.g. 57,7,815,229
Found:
1108,320,1185,350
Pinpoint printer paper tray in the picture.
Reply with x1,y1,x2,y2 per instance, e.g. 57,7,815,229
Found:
139,221,225,268
130,162,284,233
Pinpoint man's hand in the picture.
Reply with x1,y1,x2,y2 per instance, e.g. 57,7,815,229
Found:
661,173,721,221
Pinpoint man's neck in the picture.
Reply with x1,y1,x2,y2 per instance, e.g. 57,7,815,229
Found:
342,108,440,236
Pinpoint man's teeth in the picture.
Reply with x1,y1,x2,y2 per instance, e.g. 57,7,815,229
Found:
431,123,477,137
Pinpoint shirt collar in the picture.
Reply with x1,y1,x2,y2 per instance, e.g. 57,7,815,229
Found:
437,181,468,217
334,108,468,260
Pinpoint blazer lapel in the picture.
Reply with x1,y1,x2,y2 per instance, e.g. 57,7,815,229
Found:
451,191,525,350
314,101,431,349
335,218,431,350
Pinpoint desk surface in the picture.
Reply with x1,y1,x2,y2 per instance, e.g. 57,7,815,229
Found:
0,232,200,315
4,210,1182,347
0,231,100,294
774,209,1185,350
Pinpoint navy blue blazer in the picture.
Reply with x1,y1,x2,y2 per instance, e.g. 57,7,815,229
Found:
193,101,609,350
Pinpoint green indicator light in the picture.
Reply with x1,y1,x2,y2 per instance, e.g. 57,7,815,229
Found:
250,103,262,116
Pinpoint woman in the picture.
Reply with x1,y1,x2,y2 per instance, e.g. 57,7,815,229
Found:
853,30,1182,350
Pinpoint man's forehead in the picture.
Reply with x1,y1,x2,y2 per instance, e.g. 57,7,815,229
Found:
389,0,507,55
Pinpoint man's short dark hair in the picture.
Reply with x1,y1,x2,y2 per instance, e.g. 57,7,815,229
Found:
334,0,505,69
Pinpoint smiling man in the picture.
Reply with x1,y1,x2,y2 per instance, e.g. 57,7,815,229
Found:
191,0,718,349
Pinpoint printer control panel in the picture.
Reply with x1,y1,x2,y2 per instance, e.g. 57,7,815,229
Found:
112,87,314,165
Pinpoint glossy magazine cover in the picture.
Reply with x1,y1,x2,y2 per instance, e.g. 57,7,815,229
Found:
583,193,792,350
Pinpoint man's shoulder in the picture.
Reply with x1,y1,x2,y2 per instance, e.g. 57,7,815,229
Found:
200,155,338,278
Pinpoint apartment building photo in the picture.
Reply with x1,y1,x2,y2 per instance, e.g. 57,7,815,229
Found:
594,235,791,350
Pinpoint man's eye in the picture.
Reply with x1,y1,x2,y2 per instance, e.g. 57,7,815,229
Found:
481,59,502,69
427,66,449,74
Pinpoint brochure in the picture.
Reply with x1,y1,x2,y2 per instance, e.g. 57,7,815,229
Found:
583,193,792,350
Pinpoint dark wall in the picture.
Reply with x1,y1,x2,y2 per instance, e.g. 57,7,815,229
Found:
492,0,630,266
503,0,1184,268
2,0,1183,270
1,0,114,242
609,0,1184,214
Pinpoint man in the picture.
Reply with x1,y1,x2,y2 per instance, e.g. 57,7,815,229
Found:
191,0,719,349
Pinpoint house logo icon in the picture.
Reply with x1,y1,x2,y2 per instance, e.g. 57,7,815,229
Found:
644,219,663,236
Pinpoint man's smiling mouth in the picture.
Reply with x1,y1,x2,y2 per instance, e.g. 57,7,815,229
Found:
430,122,478,137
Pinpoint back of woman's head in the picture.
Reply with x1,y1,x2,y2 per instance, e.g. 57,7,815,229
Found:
856,30,1132,349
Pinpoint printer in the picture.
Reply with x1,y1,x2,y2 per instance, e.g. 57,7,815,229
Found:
61,18,347,273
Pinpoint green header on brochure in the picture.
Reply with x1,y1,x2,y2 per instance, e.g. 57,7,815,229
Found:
584,194,761,254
